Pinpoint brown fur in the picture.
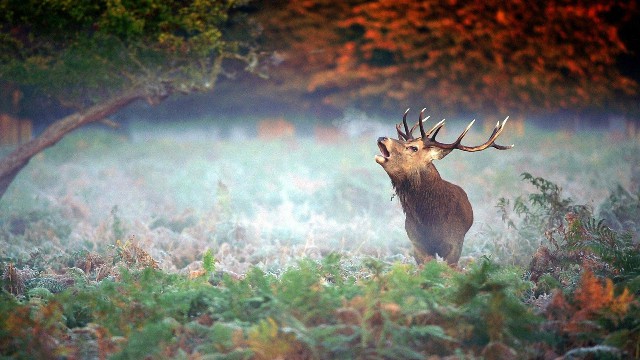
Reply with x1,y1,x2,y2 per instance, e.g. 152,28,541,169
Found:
376,137,472,265
376,111,512,264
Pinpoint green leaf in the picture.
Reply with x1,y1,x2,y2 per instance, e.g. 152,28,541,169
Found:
203,249,216,274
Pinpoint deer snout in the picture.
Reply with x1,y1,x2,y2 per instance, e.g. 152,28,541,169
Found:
375,137,391,164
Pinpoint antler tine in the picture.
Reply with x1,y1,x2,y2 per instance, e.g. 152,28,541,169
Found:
396,124,406,140
426,119,446,140
408,113,431,139
418,108,427,139
457,119,476,144
455,116,514,152
490,117,515,150
396,108,412,140
402,108,411,138
425,119,475,149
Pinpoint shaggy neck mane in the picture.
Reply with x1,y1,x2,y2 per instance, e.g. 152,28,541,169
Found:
391,163,450,220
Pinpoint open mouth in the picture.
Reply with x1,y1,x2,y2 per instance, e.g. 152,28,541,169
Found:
375,140,390,164
378,141,390,158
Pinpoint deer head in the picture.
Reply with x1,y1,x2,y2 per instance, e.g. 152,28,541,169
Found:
376,108,513,181
375,108,513,264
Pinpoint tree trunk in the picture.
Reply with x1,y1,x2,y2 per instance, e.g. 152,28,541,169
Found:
0,87,146,200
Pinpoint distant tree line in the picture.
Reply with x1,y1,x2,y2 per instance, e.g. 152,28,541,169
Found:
250,0,639,119
2,0,639,122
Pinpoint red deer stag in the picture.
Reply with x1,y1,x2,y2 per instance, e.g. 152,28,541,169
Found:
375,109,513,265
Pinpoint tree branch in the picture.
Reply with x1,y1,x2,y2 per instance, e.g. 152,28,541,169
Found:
0,86,148,199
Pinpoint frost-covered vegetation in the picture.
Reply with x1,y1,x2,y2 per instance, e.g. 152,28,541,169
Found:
1,118,639,358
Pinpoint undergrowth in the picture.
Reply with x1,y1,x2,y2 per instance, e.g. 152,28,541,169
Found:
2,195,639,359
499,172,640,358
500,172,640,291
1,167,639,358
1,253,540,359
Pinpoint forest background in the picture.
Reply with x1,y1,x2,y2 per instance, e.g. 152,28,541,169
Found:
2,0,639,129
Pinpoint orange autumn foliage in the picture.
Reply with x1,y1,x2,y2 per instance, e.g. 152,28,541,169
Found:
548,269,634,335
256,0,637,115
573,270,634,318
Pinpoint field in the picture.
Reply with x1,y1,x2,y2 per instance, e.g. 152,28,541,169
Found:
1,116,639,359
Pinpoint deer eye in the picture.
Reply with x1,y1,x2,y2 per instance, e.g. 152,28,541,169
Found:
407,146,419,153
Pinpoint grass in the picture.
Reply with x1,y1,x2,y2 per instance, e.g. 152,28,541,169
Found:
1,121,636,269
0,117,639,358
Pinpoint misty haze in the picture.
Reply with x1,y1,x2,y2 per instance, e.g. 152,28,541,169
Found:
1,1,639,359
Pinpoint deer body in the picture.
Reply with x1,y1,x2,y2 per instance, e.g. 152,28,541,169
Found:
392,162,472,264
376,109,512,265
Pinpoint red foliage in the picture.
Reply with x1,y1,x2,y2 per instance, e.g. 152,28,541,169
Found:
257,0,637,115
546,269,634,342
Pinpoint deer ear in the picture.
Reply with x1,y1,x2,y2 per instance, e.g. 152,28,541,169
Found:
425,147,453,161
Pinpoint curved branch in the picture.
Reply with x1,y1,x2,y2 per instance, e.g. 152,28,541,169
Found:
0,87,148,199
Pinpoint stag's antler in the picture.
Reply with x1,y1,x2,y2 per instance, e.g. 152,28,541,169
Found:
452,117,514,151
397,108,513,151
425,112,513,152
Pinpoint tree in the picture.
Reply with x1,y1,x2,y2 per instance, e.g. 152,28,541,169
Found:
257,0,638,116
0,0,261,199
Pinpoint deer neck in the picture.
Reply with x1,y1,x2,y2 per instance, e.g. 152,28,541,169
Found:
391,163,448,218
